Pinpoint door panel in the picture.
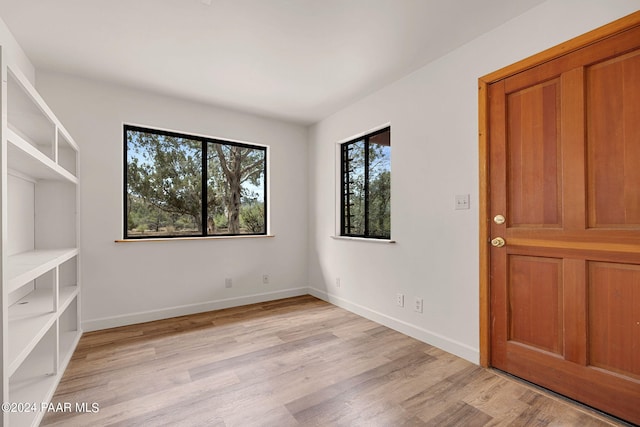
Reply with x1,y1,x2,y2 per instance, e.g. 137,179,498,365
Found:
588,262,640,379
489,23,640,424
508,255,563,354
587,50,640,228
507,80,561,227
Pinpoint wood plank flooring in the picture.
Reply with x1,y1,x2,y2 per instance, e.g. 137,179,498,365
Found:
42,296,629,426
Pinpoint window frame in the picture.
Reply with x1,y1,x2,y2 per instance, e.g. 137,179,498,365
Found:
339,126,391,240
123,124,268,240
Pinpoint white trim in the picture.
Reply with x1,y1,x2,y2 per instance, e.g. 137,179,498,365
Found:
115,234,275,243
330,235,395,244
82,287,308,331
84,286,478,365
308,287,479,364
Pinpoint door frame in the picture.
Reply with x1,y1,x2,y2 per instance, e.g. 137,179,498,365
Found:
478,10,640,368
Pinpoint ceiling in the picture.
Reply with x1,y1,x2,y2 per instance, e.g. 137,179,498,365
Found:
0,0,545,125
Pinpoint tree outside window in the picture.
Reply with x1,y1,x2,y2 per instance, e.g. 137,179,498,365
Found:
124,125,266,239
341,127,390,239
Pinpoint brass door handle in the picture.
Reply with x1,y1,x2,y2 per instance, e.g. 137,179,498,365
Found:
491,237,506,247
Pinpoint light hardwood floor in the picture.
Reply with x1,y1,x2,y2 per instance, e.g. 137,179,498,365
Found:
42,296,630,426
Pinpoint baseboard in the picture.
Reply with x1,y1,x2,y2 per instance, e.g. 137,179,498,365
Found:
83,286,479,364
82,287,309,332
308,287,479,364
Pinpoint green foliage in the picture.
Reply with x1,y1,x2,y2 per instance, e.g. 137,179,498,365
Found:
209,144,265,234
240,203,265,233
368,170,391,237
126,129,266,237
214,213,228,229
127,131,202,236
342,135,390,238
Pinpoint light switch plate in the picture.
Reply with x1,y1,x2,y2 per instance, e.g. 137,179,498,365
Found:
455,194,470,210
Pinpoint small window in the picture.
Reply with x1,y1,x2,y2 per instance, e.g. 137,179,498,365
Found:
340,127,391,239
124,125,267,239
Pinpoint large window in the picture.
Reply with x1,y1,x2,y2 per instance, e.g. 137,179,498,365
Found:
340,127,391,239
124,125,267,239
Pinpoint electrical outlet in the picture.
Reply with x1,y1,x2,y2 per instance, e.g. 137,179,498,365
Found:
262,274,269,284
396,293,404,307
335,277,341,288
414,297,423,313
225,278,232,288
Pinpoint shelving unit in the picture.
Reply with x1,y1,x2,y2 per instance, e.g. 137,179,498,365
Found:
1,52,81,427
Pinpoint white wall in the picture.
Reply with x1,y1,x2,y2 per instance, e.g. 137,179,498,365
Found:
0,16,34,83
307,0,640,363
36,72,309,330
25,0,640,360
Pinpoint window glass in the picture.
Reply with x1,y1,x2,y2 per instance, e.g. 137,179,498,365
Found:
124,125,267,239
343,139,365,235
367,132,391,238
341,127,390,239
206,143,266,234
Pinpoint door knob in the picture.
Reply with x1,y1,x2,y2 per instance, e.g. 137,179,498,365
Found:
491,237,506,247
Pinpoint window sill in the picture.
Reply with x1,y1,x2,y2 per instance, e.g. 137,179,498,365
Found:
331,236,396,244
115,235,275,243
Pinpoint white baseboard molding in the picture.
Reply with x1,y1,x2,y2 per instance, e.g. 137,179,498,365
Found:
83,286,479,365
82,287,309,332
308,287,479,364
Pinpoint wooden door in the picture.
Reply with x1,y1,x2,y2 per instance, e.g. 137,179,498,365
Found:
487,22,640,424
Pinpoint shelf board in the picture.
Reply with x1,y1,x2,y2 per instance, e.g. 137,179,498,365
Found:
7,248,79,294
10,344,58,427
9,373,56,427
8,129,79,183
7,64,79,147
8,289,57,376
7,74,55,160
60,330,82,369
59,286,79,313
7,65,57,141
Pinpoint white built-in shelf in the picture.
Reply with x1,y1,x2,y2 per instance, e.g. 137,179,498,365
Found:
10,350,57,397
57,128,78,177
9,371,57,427
8,288,57,376
6,71,55,163
59,297,80,364
7,67,61,152
8,130,78,183
9,326,57,427
60,330,81,364
2,58,81,427
59,286,79,313
6,248,78,294
7,300,80,427
6,64,79,184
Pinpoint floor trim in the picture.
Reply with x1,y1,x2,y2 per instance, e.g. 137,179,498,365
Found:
83,286,479,365
81,287,309,331
309,287,479,364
